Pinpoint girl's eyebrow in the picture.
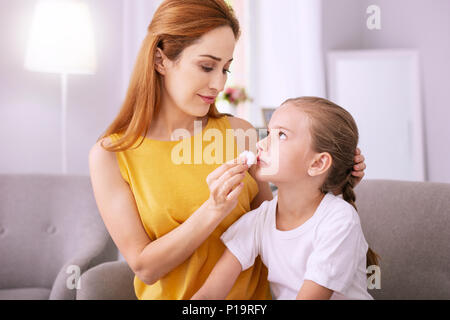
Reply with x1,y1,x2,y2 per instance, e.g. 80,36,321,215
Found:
268,125,292,132
199,54,233,62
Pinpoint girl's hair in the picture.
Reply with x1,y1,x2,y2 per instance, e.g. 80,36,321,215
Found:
98,0,240,152
283,96,380,268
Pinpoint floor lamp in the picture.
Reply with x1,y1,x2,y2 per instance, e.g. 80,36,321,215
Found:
24,0,97,174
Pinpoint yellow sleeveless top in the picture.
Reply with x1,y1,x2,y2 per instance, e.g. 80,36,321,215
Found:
109,115,271,300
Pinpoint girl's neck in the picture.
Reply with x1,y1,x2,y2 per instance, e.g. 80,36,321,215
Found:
276,181,325,228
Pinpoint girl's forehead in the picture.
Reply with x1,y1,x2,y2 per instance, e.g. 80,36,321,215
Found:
270,104,310,133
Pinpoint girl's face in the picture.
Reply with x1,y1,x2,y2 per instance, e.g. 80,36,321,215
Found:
157,26,236,118
255,103,317,183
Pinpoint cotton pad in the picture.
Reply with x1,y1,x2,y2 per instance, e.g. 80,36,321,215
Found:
239,151,257,166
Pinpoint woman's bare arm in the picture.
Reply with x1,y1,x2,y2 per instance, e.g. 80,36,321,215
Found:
89,138,245,285
191,249,242,300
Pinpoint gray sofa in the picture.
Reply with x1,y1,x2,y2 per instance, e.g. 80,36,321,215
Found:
1,175,449,299
0,174,118,299
76,179,450,300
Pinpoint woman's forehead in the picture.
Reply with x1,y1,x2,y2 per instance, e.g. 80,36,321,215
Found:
183,26,236,59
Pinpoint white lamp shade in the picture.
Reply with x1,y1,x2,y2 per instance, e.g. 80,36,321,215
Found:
24,0,97,74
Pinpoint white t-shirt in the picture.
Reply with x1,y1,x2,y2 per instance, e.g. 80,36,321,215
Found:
220,192,373,300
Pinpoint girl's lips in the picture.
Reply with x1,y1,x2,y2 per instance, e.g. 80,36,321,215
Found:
257,155,269,167
198,94,216,104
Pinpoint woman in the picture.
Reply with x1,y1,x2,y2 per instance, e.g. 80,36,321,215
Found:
88,0,367,300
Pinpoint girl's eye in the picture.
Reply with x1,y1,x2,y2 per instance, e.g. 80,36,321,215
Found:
267,130,287,140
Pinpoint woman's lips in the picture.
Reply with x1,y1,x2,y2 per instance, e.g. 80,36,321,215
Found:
198,94,216,104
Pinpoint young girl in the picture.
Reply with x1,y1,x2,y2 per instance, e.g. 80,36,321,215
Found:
191,96,378,300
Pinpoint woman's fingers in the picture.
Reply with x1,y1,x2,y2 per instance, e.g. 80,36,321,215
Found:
352,170,365,178
206,158,245,186
210,169,246,201
353,162,366,171
213,171,246,198
352,148,366,186
209,162,248,189
226,182,244,200
354,154,365,165
206,162,239,186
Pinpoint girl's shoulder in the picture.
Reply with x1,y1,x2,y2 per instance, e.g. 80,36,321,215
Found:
232,196,276,231
315,193,361,231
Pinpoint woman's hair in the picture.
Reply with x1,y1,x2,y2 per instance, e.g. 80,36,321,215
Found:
283,96,380,268
98,0,240,151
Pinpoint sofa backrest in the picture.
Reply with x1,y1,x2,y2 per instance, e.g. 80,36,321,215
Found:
0,174,117,289
355,179,450,299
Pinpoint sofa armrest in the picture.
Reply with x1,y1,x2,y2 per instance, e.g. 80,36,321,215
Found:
76,260,137,300
49,232,118,300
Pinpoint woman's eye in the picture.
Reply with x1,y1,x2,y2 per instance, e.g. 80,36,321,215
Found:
201,66,231,74
201,66,213,72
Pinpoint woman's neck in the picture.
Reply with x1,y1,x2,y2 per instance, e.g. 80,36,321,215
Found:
147,94,207,139
276,181,325,229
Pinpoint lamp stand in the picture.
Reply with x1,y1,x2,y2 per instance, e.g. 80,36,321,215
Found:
61,73,67,174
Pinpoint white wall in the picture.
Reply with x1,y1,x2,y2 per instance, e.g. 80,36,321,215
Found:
0,0,160,175
322,0,450,183
2,0,449,183
360,0,450,183
247,0,326,127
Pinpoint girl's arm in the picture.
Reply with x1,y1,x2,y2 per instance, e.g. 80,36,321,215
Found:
296,280,333,300
191,249,243,300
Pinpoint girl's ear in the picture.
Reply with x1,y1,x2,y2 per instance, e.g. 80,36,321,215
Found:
308,152,332,177
154,48,168,75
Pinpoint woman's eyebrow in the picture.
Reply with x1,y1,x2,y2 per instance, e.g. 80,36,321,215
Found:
199,54,233,62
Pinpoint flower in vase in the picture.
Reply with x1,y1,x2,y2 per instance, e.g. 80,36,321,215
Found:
219,86,252,106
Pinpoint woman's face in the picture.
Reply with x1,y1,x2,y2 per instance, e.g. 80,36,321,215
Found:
255,103,317,183
158,26,236,118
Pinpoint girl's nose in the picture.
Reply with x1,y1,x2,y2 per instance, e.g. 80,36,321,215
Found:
257,136,269,152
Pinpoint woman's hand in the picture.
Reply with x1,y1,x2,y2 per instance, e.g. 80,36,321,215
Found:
205,157,248,218
352,147,366,187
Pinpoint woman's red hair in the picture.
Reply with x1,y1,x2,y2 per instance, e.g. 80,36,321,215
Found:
98,0,240,151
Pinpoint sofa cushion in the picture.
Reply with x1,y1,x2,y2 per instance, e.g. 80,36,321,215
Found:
355,179,450,299
0,287,51,300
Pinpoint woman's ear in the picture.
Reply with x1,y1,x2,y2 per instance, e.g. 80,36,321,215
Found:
154,48,167,75
308,152,332,177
